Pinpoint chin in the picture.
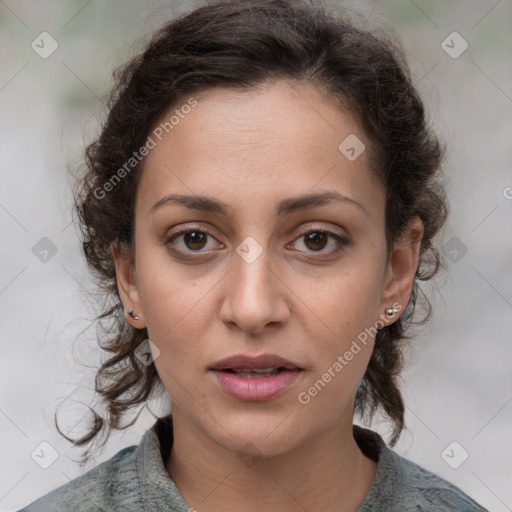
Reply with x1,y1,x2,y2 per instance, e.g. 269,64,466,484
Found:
204,405,305,456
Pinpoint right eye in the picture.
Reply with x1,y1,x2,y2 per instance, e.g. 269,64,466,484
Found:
164,228,223,255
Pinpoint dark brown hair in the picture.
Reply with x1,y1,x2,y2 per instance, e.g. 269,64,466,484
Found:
60,0,448,463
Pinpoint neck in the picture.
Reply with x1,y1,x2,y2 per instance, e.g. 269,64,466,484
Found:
166,409,378,512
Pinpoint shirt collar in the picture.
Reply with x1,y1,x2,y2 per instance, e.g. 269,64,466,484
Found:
136,414,190,511
136,414,400,511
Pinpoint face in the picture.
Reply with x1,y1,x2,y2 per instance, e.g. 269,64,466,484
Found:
113,80,422,457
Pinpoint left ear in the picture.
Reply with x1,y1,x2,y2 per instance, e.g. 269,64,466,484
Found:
379,216,424,325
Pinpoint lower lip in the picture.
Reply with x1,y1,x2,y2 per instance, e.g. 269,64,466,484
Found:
210,369,302,401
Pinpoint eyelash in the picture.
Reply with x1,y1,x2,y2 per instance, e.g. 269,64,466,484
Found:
164,226,349,257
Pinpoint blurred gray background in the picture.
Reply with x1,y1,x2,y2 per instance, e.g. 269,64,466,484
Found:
1,1,511,511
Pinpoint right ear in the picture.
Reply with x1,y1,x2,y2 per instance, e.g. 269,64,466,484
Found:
110,241,146,329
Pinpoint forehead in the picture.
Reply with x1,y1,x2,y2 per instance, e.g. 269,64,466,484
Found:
136,80,385,222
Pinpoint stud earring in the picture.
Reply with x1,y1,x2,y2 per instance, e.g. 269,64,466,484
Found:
385,307,399,317
128,309,140,321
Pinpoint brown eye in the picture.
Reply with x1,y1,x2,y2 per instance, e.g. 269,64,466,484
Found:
165,228,221,254
182,231,208,250
303,231,329,251
291,229,349,256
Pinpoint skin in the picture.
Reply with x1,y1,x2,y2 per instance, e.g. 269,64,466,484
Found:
112,79,424,512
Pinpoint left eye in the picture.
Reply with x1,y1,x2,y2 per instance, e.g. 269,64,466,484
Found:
290,230,348,254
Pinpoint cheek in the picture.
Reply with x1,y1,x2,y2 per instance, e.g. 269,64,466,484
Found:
137,264,212,400
296,257,384,339
134,244,215,359
294,270,380,415
291,256,383,404
296,346,373,426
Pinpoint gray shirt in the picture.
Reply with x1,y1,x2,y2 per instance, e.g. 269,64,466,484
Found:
18,415,488,511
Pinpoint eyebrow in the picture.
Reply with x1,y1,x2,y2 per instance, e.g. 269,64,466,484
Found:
150,191,367,217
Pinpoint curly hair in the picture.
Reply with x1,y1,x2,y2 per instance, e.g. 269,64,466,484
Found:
59,0,448,463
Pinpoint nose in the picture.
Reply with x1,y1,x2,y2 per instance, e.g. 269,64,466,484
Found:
219,242,290,335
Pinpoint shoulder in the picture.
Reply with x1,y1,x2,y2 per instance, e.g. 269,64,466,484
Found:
391,451,489,511
354,426,489,512
16,444,141,512
17,415,188,512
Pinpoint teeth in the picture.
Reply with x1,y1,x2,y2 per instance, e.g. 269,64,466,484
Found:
234,368,278,373
232,368,280,377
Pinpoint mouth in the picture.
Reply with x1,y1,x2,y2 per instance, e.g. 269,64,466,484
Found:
210,353,303,372
222,367,288,378
209,354,303,401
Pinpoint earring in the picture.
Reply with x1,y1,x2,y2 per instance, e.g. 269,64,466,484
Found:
385,307,399,317
128,309,140,321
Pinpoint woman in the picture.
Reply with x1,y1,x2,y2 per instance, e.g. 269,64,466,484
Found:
18,0,488,510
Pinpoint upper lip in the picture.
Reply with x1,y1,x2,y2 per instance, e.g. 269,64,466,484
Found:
210,354,303,371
